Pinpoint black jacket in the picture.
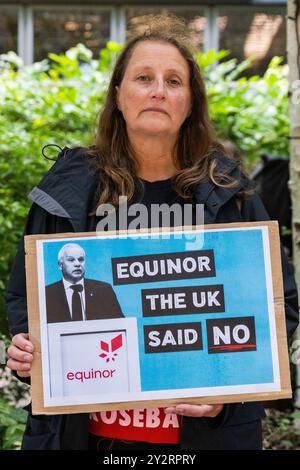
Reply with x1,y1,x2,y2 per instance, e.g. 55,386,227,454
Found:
5,147,299,450
46,279,123,323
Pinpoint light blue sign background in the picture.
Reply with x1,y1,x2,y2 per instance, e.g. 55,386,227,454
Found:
43,228,274,391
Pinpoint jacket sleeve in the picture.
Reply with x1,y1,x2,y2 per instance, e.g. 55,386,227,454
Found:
241,192,299,340
5,203,72,336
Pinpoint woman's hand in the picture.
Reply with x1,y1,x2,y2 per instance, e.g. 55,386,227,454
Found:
6,333,34,378
165,403,224,418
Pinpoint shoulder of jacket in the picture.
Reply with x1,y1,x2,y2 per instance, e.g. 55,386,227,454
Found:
28,145,98,218
212,151,254,190
35,145,99,192
211,150,239,175
49,145,95,174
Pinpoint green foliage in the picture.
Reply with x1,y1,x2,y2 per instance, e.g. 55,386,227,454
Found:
0,399,27,450
98,41,123,72
0,43,289,336
263,408,300,450
0,44,109,334
196,50,289,165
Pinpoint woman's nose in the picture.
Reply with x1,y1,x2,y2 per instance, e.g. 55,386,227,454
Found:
150,79,166,99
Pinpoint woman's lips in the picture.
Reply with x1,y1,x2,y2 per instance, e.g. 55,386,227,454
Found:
144,108,167,114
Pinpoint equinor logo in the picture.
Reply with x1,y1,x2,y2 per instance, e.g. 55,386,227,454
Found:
99,333,123,363
65,334,124,383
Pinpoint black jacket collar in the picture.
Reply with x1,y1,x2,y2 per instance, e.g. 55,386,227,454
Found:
28,146,98,231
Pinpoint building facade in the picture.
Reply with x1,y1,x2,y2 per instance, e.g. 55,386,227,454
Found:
0,1,287,75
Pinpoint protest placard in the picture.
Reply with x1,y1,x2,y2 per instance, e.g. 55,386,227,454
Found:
24,222,291,415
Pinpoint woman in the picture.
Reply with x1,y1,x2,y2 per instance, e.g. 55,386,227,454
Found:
6,14,298,450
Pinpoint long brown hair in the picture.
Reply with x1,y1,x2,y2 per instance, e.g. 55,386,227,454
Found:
87,14,239,207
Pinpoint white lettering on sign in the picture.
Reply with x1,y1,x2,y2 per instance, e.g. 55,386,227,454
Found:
162,330,177,347
116,256,212,279
213,326,231,345
184,329,198,345
207,317,256,353
145,293,187,310
192,290,221,308
148,331,160,347
148,329,198,347
212,325,251,345
232,325,250,344
116,263,129,279
145,290,221,312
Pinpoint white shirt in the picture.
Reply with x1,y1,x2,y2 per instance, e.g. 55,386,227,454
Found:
63,278,86,320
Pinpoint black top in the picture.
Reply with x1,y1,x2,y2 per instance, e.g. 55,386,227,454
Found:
91,178,198,231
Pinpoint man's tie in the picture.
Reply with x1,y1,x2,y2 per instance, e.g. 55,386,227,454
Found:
70,284,84,321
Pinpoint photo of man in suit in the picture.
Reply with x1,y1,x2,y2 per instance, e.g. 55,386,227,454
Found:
45,243,124,323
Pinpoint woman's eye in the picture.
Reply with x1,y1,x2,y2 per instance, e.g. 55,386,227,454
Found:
168,79,180,85
137,76,180,85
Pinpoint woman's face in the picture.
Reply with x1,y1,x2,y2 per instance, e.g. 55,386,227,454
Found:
116,41,192,141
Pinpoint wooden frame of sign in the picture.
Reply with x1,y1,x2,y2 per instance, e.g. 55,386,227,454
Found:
25,221,291,415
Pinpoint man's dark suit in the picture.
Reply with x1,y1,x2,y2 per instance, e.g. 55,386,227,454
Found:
45,279,123,323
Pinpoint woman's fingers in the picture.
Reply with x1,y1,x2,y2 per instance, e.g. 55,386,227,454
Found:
165,403,224,418
7,356,32,371
7,344,33,363
7,356,32,377
12,333,34,353
15,371,31,378
6,333,34,377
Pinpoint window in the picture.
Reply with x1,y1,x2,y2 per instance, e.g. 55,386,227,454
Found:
218,6,286,75
0,7,18,54
126,7,206,51
34,9,111,61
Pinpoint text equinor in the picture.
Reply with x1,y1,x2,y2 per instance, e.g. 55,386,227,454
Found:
112,250,215,285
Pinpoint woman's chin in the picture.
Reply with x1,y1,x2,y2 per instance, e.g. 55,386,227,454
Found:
138,126,173,137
